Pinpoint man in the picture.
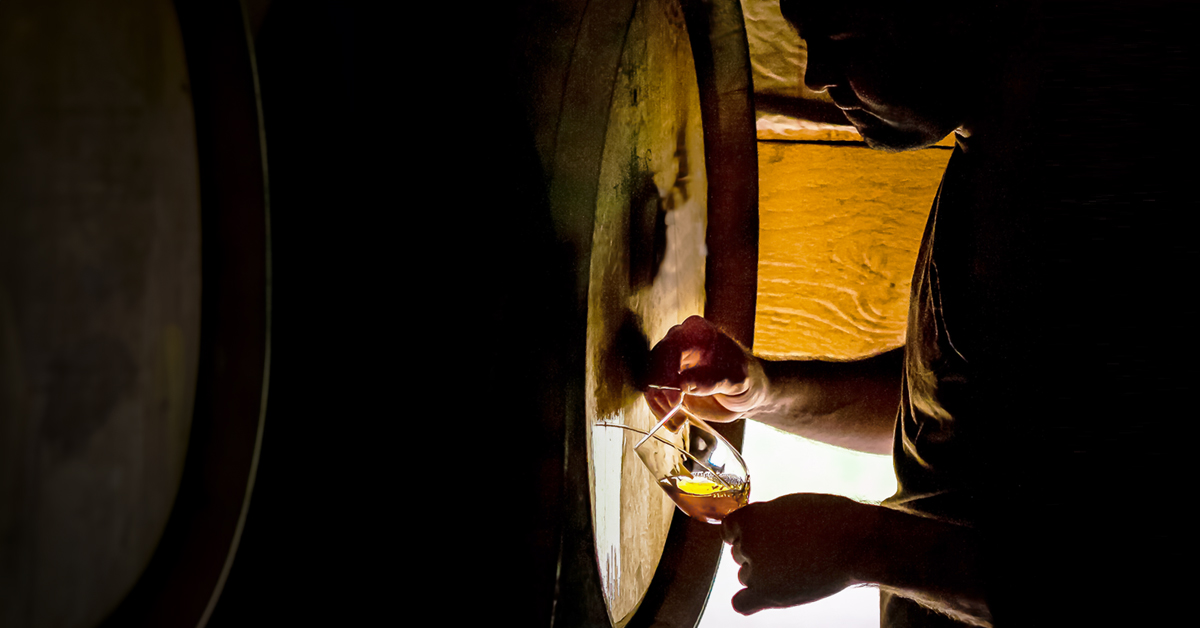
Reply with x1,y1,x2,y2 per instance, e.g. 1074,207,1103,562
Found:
645,1,1189,626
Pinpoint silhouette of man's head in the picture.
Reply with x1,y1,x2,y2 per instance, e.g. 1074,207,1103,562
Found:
780,1,1004,152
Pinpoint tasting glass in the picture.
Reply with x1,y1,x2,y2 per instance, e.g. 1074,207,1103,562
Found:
601,394,750,524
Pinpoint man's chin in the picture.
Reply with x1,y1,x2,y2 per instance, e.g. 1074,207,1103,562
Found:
859,127,943,153
848,115,948,152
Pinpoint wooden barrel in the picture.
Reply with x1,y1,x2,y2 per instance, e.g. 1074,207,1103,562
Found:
1,1,753,625
0,1,269,627
98,1,269,625
522,0,758,625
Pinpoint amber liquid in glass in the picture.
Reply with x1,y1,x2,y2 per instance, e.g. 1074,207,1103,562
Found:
658,472,749,524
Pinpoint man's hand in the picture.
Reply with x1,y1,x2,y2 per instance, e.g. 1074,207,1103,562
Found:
720,494,881,615
644,316,767,424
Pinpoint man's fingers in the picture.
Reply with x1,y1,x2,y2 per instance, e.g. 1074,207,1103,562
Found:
645,315,758,423
731,588,772,615
645,388,681,418
647,379,743,424
647,316,722,386
677,315,716,338
720,515,742,545
682,395,744,423
675,365,746,396
729,543,747,568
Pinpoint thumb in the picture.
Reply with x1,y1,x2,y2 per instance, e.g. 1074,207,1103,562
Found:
731,588,773,615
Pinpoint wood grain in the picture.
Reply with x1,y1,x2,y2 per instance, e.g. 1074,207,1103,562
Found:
753,142,951,360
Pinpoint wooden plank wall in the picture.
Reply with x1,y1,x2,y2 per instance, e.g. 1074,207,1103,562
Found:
740,0,954,362
752,140,952,361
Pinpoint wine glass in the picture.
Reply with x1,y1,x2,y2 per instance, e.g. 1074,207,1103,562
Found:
600,391,750,524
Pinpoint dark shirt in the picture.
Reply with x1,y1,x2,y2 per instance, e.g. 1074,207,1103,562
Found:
885,145,979,530
881,142,1005,628
881,3,1194,623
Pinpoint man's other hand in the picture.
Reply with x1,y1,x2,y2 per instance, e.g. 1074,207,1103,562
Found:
720,494,880,615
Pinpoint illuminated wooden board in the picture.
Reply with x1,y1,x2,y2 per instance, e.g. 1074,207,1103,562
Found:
584,0,707,623
754,142,951,360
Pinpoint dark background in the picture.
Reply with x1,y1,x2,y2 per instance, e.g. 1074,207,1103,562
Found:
208,2,570,624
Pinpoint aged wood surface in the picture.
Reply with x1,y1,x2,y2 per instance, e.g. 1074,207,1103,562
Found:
753,142,950,360
585,0,707,623
0,1,199,627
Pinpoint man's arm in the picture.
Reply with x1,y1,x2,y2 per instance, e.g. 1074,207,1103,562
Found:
645,316,901,455
747,350,902,455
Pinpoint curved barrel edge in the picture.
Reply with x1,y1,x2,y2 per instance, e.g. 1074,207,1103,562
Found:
98,1,270,626
627,1,758,627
